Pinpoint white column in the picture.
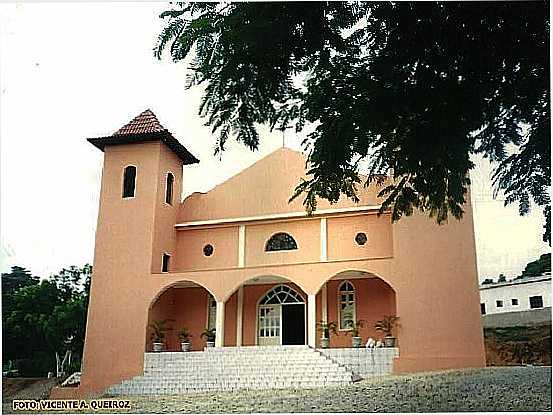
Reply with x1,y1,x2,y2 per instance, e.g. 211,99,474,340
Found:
215,301,225,347
320,218,327,262
236,286,244,346
307,294,316,348
322,283,328,323
238,225,246,268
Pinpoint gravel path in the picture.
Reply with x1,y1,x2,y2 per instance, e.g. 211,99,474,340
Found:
3,367,551,413
104,366,551,413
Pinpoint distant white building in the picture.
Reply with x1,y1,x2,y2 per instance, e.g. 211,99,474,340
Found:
479,273,551,327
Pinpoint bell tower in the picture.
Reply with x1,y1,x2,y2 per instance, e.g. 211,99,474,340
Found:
87,109,198,274
81,109,198,392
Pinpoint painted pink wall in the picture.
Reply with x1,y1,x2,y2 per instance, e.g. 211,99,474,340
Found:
327,215,393,261
175,227,239,270
177,148,384,223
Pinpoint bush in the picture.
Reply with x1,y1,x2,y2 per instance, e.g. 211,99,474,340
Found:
15,352,56,377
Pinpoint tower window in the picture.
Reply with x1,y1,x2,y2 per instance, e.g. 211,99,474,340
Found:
265,233,298,252
161,253,170,273
122,166,137,198
165,172,174,205
480,303,486,315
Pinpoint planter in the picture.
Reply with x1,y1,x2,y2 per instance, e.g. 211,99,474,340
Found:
181,342,191,352
205,341,215,348
320,338,330,349
352,336,362,348
384,336,396,347
152,342,163,352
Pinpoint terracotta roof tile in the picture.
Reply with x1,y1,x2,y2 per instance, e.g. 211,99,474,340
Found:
87,109,199,165
113,109,166,136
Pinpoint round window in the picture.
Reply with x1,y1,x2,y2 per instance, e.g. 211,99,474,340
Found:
355,232,367,246
203,244,214,257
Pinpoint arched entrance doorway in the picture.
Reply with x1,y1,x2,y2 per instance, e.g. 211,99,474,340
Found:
257,285,306,346
147,281,214,352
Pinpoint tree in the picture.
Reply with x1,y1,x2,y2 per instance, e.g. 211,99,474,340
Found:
520,253,551,279
1,266,39,297
155,2,550,243
2,264,92,376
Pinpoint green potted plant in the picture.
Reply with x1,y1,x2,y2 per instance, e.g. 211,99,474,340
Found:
200,328,216,348
178,328,192,352
148,319,172,352
375,315,399,347
317,321,338,348
345,319,365,348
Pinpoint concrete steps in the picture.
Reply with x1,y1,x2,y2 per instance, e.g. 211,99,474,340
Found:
106,346,358,395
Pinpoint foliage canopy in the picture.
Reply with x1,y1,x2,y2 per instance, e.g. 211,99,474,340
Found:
156,1,550,243
2,265,91,375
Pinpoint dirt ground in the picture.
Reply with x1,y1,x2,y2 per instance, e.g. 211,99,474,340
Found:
3,378,58,402
2,367,551,414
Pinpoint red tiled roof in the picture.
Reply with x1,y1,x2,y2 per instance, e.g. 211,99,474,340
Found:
87,109,199,165
113,109,165,136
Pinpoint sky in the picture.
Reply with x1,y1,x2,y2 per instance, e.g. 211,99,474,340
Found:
0,2,549,282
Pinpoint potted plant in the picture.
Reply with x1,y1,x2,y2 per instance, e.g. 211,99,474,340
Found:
345,319,365,348
200,328,216,348
148,319,171,352
375,315,399,347
317,321,338,348
178,328,192,352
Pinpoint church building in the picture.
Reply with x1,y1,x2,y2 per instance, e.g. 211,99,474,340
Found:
52,109,485,397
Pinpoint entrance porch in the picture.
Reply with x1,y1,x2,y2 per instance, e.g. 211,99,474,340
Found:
147,271,397,352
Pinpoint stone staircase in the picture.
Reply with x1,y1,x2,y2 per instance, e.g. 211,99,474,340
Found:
106,345,359,395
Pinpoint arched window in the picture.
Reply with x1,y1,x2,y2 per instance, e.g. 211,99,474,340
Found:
259,285,304,305
122,166,137,198
265,233,298,252
165,172,174,205
338,281,356,330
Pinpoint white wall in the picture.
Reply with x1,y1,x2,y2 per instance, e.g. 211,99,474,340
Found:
479,278,551,315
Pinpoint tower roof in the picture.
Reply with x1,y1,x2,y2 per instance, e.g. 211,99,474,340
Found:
87,109,199,165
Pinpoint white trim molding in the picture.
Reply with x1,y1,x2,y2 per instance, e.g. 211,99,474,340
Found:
320,218,327,262
175,205,382,229
322,283,328,324
215,301,225,348
307,294,316,348
238,225,246,268
236,286,244,346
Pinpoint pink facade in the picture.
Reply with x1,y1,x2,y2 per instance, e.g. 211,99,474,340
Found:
51,110,485,398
